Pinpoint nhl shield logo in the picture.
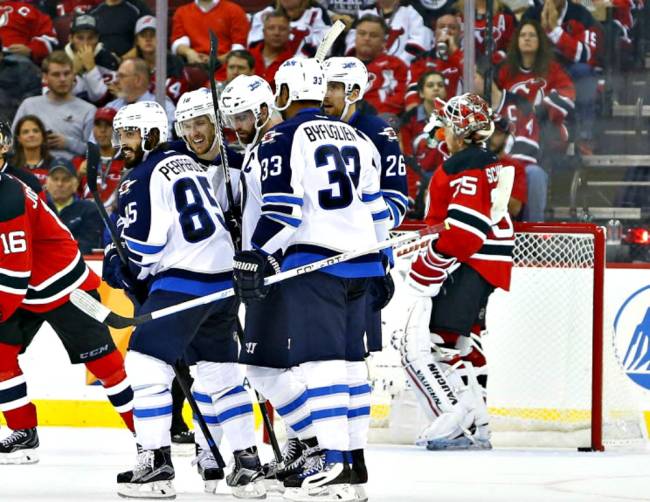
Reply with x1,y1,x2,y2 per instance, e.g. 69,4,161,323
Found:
613,284,650,390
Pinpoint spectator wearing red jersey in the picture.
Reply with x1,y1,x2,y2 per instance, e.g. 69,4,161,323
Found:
132,16,189,104
400,71,449,219
73,107,124,212
346,0,432,65
489,115,528,220
0,0,58,63
39,0,101,18
352,15,408,117
249,10,294,89
64,14,120,104
89,0,152,57
405,13,463,112
10,115,53,188
523,0,603,151
455,0,516,63
172,0,250,81
248,0,331,58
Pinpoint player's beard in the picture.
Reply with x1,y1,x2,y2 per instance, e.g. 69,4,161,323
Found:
121,146,144,168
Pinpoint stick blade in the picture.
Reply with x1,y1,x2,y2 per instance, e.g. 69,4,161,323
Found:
70,289,111,323
314,20,346,62
85,142,100,192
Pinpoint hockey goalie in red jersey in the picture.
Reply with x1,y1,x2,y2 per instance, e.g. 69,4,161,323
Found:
0,131,134,464
399,93,515,451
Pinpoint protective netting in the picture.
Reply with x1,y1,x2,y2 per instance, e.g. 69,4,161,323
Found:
369,227,647,448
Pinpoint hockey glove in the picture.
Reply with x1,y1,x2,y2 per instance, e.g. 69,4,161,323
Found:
232,250,282,304
102,243,139,293
369,253,395,311
406,243,457,297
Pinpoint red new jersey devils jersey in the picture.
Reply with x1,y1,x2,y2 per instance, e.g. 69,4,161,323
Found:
425,145,514,290
0,1,58,62
0,174,100,321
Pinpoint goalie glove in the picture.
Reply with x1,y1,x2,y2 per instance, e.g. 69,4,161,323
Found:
232,249,282,304
406,243,457,297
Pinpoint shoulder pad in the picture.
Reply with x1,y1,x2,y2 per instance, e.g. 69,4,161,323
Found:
443,146,498,176
0,174,26,222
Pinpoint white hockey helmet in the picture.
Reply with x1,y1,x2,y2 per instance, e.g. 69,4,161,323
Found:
274,57,327,111
433,93,495,144
174,88,217,141
113,101,168,152
323,56,368,119
221,75,274,144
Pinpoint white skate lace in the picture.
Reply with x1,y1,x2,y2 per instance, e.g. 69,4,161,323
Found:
132,450,155,474
271,439,300,470
192,448,219,470
299,452,324,479
1,430,27,447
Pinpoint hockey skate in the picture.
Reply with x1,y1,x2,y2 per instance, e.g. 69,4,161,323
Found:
226,446,266,499
262,437,306,493
117,446,175,499
191,444,224,493
349,449,368,502
283,450,356,502
0,428,39,465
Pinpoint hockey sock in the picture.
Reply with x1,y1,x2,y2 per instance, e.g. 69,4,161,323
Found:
125,351,175,449
346,361,371,451
191,381,224,452
0,343,36,430
300,360,350,452
196,362,255,452
85,350,134,433
246,366,316,440
464,325,488,392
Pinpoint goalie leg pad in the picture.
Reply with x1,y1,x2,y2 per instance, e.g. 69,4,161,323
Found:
195,361,255,452
125,351,175,450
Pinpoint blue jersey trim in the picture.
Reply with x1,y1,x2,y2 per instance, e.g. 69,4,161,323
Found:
372,209,391,221
262,194,304,206
125,238,165,255
151,276,233,295
266,213,301,228
361,192,382,202
282,251,384,278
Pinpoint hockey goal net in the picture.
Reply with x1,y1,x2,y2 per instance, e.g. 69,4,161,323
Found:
368,222,647,450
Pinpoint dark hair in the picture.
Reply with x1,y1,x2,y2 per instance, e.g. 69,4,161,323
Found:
505,19,553,77
355,14,388,36
417,70,445,92
11,115,52,169
226,50,255,71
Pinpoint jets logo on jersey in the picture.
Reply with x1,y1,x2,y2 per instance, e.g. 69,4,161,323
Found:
261,130,283,145
118,179,138,196
379,127,398,142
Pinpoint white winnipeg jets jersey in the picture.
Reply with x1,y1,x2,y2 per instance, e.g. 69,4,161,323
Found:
240,144,263,252
117,148,235,295
250,109,390,278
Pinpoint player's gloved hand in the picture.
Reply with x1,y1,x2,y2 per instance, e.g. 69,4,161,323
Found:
369,253,395,311
232,249,282,304
223,209,242,251
102,243,138,292
405,242,457,297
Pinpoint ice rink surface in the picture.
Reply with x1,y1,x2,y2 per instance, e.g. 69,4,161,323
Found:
1,427,649,502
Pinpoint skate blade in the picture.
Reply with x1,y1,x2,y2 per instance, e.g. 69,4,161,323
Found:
0,449,39,465
117,480,176,499
264,478,286,493
203,479,220,494
231,479,267,499
283,484,356,502
352,484,368,502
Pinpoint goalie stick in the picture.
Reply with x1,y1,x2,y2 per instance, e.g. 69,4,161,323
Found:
71,221,449,329
314,20,346,62
84,143,227,469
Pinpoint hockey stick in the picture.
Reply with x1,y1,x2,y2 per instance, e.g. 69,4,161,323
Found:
207,32,282,465
85,143,227,468
314,20,346,62
208,31,241,236
71,221,448,329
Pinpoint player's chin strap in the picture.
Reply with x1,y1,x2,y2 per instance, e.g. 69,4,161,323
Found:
251,113,271,147
341,91,361,121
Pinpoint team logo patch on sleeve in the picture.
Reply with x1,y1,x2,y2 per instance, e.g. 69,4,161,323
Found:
379,127,398,142
118,179,138,196
261,131,283,144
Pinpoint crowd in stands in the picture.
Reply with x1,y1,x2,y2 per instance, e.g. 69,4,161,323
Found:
0,0,645,252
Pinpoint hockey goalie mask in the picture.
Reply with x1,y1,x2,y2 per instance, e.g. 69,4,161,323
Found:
0,121,12,157
274,58,327,112
174,88,219,154
433,93,495,144
220,75,274,146
113,101,169,154
323,57,369,119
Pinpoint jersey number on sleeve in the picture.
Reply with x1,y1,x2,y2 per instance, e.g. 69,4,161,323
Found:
314,145,360,210
0,231,27,254
173,177,220,243
385,155,406,177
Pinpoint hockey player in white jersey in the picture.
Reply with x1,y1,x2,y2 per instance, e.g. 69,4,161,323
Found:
104,101,264,499
221,74,322,492
231,58,390,502
170,88,268,496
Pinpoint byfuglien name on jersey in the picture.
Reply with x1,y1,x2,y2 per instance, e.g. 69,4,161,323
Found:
303,123,357,143
158,155,208,181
